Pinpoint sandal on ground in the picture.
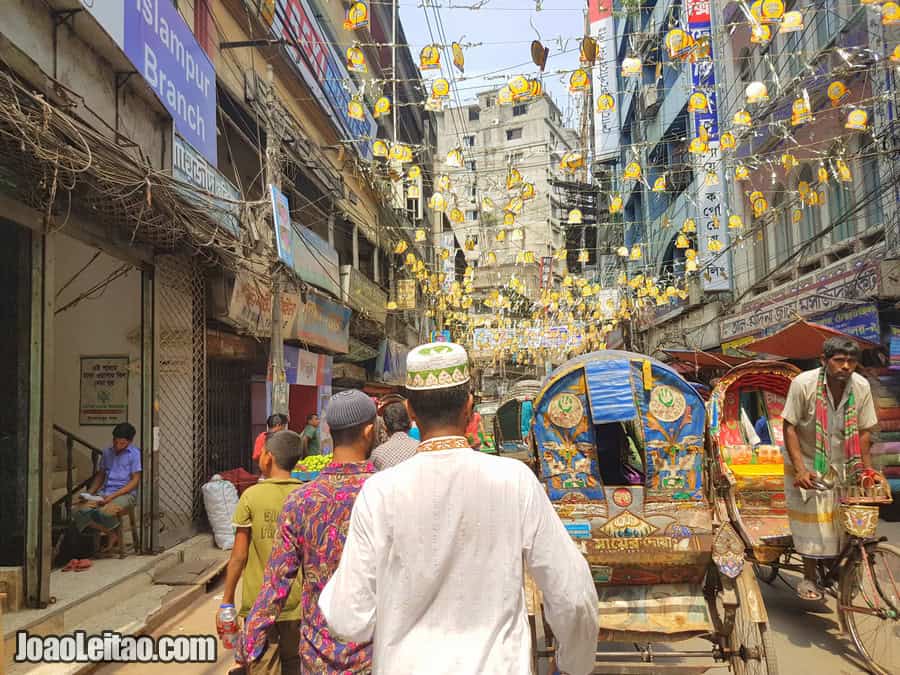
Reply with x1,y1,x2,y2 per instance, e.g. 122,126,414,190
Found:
796,579,824,601
62,558,80,572
73,559,92,572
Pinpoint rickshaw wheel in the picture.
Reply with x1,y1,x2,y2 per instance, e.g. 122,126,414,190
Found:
707,567,778,675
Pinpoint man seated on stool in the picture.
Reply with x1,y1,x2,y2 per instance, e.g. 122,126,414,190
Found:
73,422,142,554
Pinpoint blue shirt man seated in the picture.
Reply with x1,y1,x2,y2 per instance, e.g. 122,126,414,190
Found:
73,422,142,554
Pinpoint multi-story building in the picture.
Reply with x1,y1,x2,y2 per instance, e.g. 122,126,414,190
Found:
433,88,580,299
0,0,427,614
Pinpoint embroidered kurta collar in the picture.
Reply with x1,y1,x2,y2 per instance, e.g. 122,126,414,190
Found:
321,461,375,475
417,436,471,453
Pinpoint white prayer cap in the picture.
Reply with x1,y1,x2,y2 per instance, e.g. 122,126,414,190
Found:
406,342,471,391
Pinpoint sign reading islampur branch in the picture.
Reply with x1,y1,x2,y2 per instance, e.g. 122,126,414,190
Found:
80,0,218,165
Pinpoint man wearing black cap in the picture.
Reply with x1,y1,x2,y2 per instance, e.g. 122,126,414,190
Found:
237,390,376,674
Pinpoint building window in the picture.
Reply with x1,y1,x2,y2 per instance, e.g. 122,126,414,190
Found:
513,104,528,117
465,160,476,172
468,107,480,121
470,184,477,198
797,164,822,253
463,134,475,147
506,127,523,141
507,151,524,164
467,210,479,221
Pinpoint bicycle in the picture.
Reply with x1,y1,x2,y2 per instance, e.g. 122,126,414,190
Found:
752,484,899,675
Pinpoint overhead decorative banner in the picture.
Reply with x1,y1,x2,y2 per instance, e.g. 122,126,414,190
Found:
267,0,377,159
396,279,417,310
687,0,729,292
588,0,620,161
172,134,241,238
80,0,218,164
79,356,130,426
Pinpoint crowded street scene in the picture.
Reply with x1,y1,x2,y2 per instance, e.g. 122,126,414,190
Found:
1,0,899,673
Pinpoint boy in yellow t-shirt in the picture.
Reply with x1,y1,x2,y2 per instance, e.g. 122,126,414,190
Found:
222,431,304,674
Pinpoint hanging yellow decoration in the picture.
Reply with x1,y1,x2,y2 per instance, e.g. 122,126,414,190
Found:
688,91,709,113
452,42,465,73
408,165,422,180
791,95,812,126
506,196,524,214
728,215,744,229
691,35,711,61
798,180,810,196
432,78,451,99
733,110,752,127
464,236,476,251
509,76,530,100
780,10,804,32
486,251,497,264
720,132,737,150
450,208,465,224
750,23,772,44
682,218,697,234
373,139,389,157
883,2,900,25
496,229,507,242
624,161,642,181
617,246,629,257
568,209,583,225
481,196,495,212
569,69,590,92
389,143,410,162
414,228,427,242
560,152,585,172
609,195,624,213
708,238,724,252
761,0,785,22
445,148,463,168
528,79,543,99
836,159,852,182
373,96,391,118
782,153,798,171
405,252,416,266
439,248,450,260
407,184,420,199
344,1,369,30
630,245,642,261
746,81,769,104
676,233,690,249
665,28,693,59
348,99,366,120
705,171,720,186
689,137,708,154
735,164,750,181
503,212,516,227
686,259,699,273
892,45,900,63
394,240,408,255
596,93,616,112
521,183,536,201
511,228,524,241
497,86,514,106
621,56,642,77
827,81,848,106
653,175,667,192
420,45,441,70
428,192,447,211
346,45,367,72
845,108,869,131
507,168,523,190
555,248,567,261
437,174,452,191
751,193,769,217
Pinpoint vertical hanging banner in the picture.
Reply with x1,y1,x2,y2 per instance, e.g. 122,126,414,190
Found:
589,0,620,161
687,0,730,291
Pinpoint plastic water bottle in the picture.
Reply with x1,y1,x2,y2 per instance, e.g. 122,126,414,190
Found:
216,604,238,649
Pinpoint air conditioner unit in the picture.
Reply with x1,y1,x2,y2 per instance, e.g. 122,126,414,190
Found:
491,118,500,126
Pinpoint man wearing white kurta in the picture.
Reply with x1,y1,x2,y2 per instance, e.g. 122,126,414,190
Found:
320,342,599,675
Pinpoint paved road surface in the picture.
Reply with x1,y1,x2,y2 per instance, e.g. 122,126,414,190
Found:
100,519,900,674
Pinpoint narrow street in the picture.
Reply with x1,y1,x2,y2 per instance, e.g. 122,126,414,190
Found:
100,521,899,675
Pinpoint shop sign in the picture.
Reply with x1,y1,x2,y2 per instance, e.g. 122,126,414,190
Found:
396,279,417,310
291,290,351,354
81,0,217,164
207,329,260,360
333,362,367,381
376,339,409,385
341,265,387,324
282,345,332,386
721,336,756,356
270,185,295,269
227,273,297,337
292,225,341,297
79,356,129,426
266,0,376,159
173,134,241,238
722,253,881,340
342,338,380,363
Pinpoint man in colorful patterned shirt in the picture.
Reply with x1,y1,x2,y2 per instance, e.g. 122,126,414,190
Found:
237,390,377,674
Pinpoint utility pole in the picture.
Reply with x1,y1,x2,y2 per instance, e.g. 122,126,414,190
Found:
392,0,399,144
265,64,288,416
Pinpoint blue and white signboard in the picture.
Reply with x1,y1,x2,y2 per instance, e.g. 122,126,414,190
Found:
173,134,241,238
80,0,217,165
270,185,295,269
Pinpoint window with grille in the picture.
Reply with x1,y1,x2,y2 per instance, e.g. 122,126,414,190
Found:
465,160,476,172
469,107,480,121
463,135,475,147
513,104,528,117
506,127,523,141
